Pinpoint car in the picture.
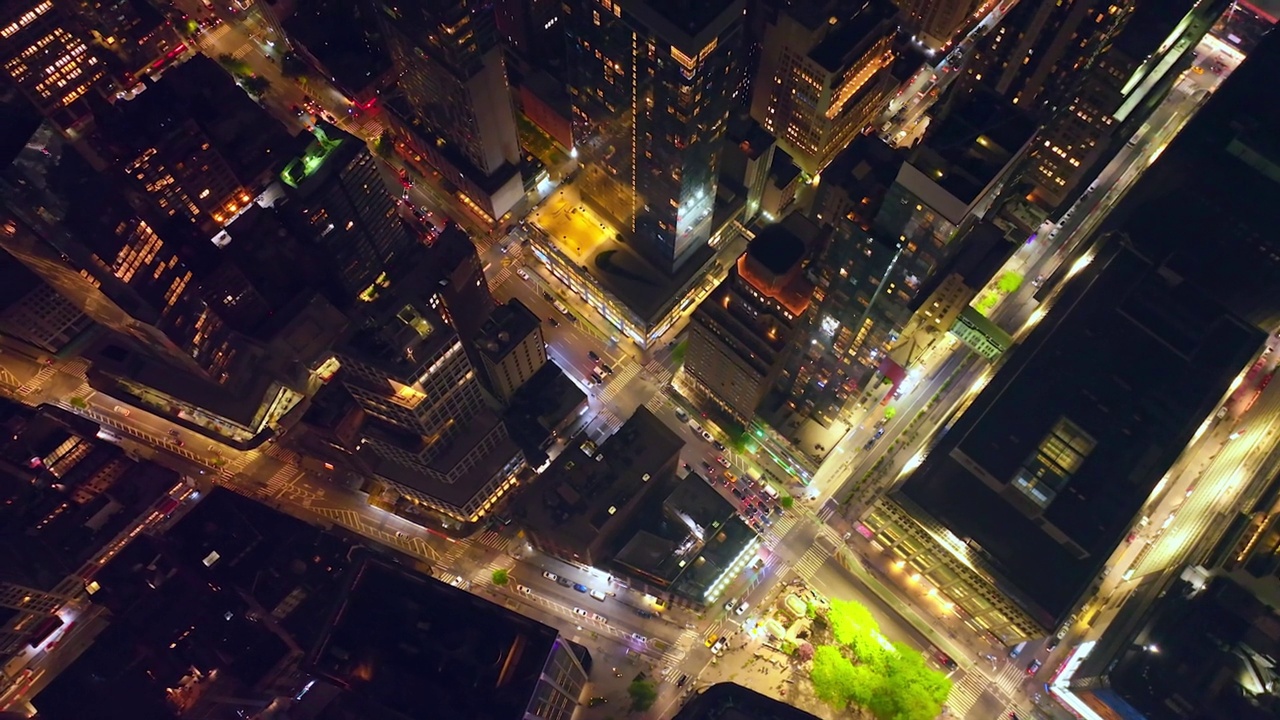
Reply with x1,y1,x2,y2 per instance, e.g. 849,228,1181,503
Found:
710,638,727,655
934,650,958,671
724,599,736,611
700,430,714,442
588,350,600,362
516,267,530,280
599,364,613,375
1026,658,1043,675
573,607,588,617
556,577,573,588
588,697,608,708
1046,636,1061,651
631,633,647,644
167,429,180,438
113,405,131,417
701,460,714,472
589,589,607,601
517,584,532,594
542,290,555,302
712,440,726,452
731,487,746,500
547,317,559,327
716,456,731,468
674,408,689,422
635,609,656,619
573,583,588,593
874,427,886,439
450,576,466,588
723,471,737,484
735,601,749,616
291,104,303,116
705,634,720,648
591,612,608,624
676,673,689,687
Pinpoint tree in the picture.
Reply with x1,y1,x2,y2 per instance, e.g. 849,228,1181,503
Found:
239,75,271,97
779,495,794,510
375,129,393,157
809,645,859,708
215,53,251,76
627,680,657,711
828,598,878,647
996,271,1023,295
796,642,815,662
491,569,509,586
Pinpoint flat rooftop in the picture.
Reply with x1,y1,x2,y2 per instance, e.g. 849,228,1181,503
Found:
674,682,821,720
309,556,562,720
530,183,716,324
524,407,685,560
477,298,541,364
894,242,1263,627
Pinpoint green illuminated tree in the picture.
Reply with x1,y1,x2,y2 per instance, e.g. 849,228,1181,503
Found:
491,569,509,586
376,129,393,157
779,495,794,509
996,271,1023,295
627,680,657,711
809,645,857,708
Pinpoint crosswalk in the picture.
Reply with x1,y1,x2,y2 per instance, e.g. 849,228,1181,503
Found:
594,409,624,437
264,463,302,497
946,671,987,718
792,544,833,580
16,364,56,396
347,116,383,139
61,358,89,378
475,530,510,553
990,659,1028,696
487,264,513,290
231,43,253,60
598,362,640,405
760,514,798,545
643,358,674,387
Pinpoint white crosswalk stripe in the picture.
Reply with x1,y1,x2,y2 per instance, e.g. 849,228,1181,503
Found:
792,545,832,580
992,660,1027,695
476,531,510,553
946,672,986,718
61,358,90,378
598,362,640,405
232,43,253,59
487,265,513,290
16,365,56,396
762,514,797,544
595,409,624,437
643,359,673,387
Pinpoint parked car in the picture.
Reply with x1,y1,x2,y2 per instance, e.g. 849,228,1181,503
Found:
1026,658,1043,675
543,571,559,582
573,583,589,593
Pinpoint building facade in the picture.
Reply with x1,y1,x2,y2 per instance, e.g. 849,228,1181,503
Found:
750,0,898,177
0,0,111,134
477,298,547,402
565,0,745,274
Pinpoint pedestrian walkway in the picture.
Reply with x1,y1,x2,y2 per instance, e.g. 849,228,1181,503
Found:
265,444,299,464
264,463,301,497
487,264,513,291
991,659,1027,695
946,671,986,718
594,409,624,437
792,545,832,580
311,506,362,529
643,358,674,387
61,358,89,378
16,364,56,396
476,530,510,553
231,42,253,60
761,515,797,544
598,362,640,405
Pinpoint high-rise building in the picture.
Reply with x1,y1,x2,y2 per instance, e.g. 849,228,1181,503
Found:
494,0,563,60
959,0,1125,115
274,123,420,307
750,0,898,176
862,240,1262,643
0,251,92,354
0,401,179,659
335,236,521,528
377,0,524,223
1021,0,1228,208
73,0,179,70
90,54,293,232
476,298,547,402
683,213,822,423
0,0,111,134
892,0,981,49
565,0,745,274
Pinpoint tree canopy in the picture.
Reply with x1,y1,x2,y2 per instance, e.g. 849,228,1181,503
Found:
806,600,951,720
627,680,657,711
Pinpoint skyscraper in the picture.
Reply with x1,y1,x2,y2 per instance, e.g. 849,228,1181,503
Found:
274,123,419,307
335,229,521,527
684,214,821,423
892,0,981,49
0,0,111,134
377,0,524,223
565,0,745,274
750,0,898,177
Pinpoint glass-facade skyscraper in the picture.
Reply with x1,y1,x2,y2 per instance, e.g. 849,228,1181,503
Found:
565,0,745,274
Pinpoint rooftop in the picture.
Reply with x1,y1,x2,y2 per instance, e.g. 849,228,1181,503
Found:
621,0,745,54
894,242,1264,628
808,0,896,74
675,682,822,720
309,556,564,720
1098,28,1280,328
35,488,355,719
524,407,685,562
477,298,542,364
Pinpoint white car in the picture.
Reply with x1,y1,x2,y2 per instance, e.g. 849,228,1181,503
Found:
735,602,750,616
631,633,647,644
573,607,588,617
591,613,608,624
724,599,736,612
710,638,727,655
700,430,714,442
517,584,532,595
516,267,530,281
543,571,559,582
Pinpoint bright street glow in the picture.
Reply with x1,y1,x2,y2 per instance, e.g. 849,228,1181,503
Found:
1066,253,1094,279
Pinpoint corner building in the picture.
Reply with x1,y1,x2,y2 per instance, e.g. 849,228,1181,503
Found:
565,0,744,274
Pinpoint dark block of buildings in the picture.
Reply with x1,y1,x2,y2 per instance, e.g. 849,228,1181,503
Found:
675,682,821,720
308,556,588,720
873,240,1263,641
